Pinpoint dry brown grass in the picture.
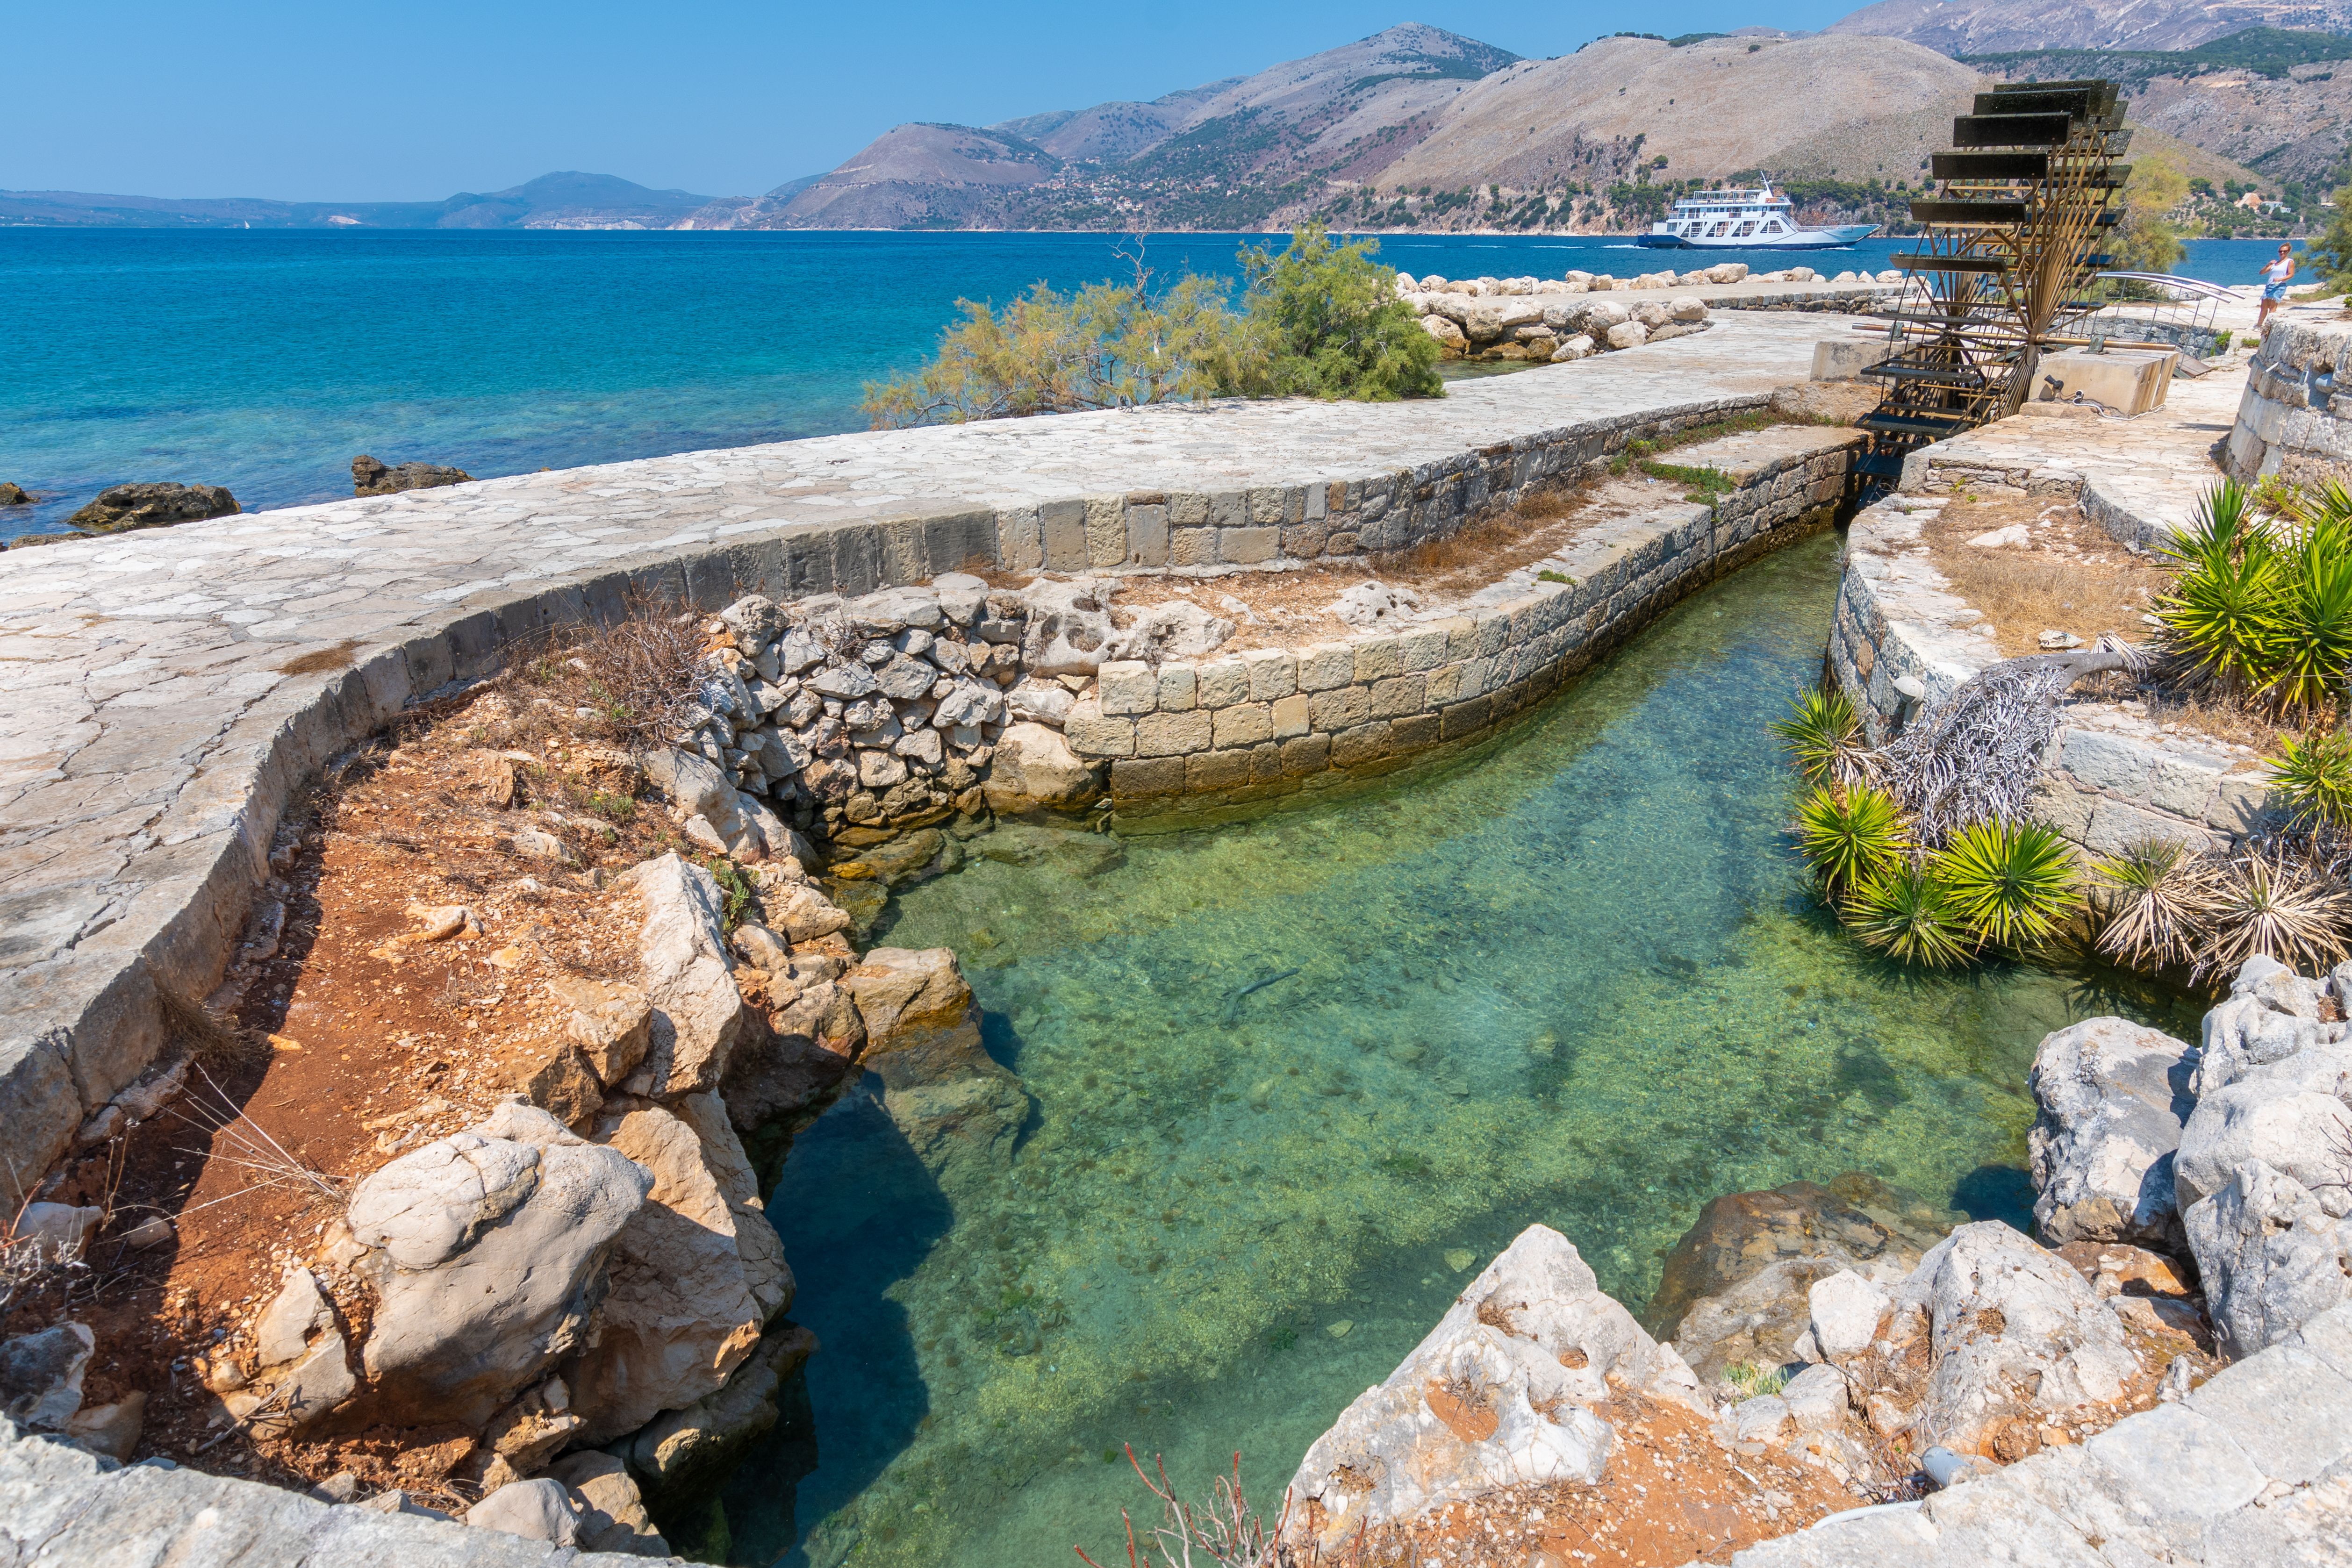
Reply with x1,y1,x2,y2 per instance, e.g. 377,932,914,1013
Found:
502,593,710,754
1918,494,2174,660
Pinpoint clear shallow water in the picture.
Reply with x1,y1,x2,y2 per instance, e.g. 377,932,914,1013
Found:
738,534,2195,1568
3,229,2289,541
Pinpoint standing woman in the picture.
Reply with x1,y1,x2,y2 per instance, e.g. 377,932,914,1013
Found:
2259,242,2296,330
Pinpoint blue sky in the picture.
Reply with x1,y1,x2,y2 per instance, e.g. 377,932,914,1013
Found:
9,2,1861,199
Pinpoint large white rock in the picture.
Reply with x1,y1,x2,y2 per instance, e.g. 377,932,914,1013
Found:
640,748,753,859
465,1477,583,1545
1808,1268,1891,1361
1419,313,1468,352
982,722,1099,813
2184,1160,2352,1360
565,1093,790,1446
1606,320,1649,351
546,1450,670,1555
631,852,749,1098
350,1105,651,1428
2177,1066,2352,1215
1282,1224,1708,1551
2027,1017,2198,1246
1895,1221,2145,1456
1463,296,1544,344
1020,577,1119,675
1104,599,1236,664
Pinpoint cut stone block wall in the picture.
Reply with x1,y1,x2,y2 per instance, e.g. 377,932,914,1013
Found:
1088,437,1859,822
2224,316,2352,480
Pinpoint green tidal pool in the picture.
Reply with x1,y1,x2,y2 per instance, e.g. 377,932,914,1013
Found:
731,533,2194,1568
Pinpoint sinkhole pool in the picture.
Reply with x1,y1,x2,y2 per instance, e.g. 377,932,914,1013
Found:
730,532,2194,1568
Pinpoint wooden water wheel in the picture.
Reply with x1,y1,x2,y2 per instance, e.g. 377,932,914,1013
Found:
1854,79,2132,480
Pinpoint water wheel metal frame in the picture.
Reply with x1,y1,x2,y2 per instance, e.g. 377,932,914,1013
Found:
1853,79,2131,478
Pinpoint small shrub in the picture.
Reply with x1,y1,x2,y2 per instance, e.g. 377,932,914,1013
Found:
1537,568,1574,584
2270,728,2352,831
2092,839,2207,970
1797,784,1907,896
1930,819,2081,951
2201,848,2352,978
705,856,755,932
1235,223,1444,401
1723,1361,1792,1398
2159,479,2282,693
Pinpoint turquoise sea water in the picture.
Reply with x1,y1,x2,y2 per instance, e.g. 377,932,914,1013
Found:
735,534,2197,1568
0,229,2292,541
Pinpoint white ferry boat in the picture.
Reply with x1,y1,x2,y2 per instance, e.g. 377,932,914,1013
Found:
1635,186,1876,251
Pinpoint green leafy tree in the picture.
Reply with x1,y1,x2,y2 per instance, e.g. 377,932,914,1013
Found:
1232,224,1443,401
2108,151,2188,274
2307,177,2352,289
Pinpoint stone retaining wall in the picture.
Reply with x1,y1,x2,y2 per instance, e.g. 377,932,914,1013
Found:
1079,432,1860,822
1829,493,2279,859
2224,315,2352,480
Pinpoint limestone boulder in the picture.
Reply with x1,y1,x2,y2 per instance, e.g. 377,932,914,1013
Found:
2183,1160,2352,1359
631,852,749,1098
640,749,753,859
620,1322,817,1513
1006,677,1076,728
1104,599,1236,664
465,1477,582,1545
982,722,1102,815
1020,577,1119,675
352,456,473,496
346,1104,651,1430
1283,1224,1708,1552
65,481,238,535
546,1450,672,1556
759,879,853,943
1464,297,1544,344
1420,314,1468,352
1668,296,1708,323
565,1092,792,1446
545,976,653,1086
722,977,867,1132
2027,1017,2198,1247
1606,320,1649,351
847,947,1028,1196
1893,1221,2148,1457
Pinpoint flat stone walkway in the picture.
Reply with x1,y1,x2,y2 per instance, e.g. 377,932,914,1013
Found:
0,308,1837,1196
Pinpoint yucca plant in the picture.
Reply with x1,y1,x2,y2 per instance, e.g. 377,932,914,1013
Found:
2271,728,2352,834
2199,849,2352,980
1931,818,2082,951
2261,502,2352,715
2091,839,2209,970
1797,785,1907,897
1846,867,1974,967
1771,688,1873,788
2158,478,2285,691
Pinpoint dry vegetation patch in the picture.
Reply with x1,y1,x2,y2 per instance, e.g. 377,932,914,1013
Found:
1916,494,2173,660
11,666,726,1503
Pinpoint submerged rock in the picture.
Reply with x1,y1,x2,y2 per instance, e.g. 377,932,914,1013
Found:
847,946,1028,1196
1283,1224,1708,1552
64,481,238,534
353,455,475,496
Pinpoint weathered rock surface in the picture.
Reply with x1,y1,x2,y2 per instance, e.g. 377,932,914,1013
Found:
466,1477,583,1544
0,1412,687,1566
1283,1224,1708,1551
845,946,1028,1195
2026,1017,2197,1248
721,975,866,1131
630,853,748,1098
2184,1158,2352,1360
63,481,238,534
1887,1221,2150,1457
354,455,476,496
546,976,654,1086
0,1324,92,1430
1729,1303,2352,1567
566,1093,790,1446
347,1103,652,1429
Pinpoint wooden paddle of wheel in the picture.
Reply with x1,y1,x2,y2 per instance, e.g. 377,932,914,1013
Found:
1851,79,2131,480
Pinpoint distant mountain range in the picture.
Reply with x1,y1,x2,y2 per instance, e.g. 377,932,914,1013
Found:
10,9,2352,236
0,172,724,230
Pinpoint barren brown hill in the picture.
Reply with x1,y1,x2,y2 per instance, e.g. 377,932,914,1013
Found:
773,124,1061,229
1825,0,2352,54
1376,34,1986,189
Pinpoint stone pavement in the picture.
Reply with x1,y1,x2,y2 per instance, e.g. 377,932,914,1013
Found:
0,309,1838,1201
1902,363,2248,547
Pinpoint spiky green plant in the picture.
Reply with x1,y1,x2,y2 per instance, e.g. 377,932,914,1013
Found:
2091,839,2207,970
1797,785,1907,896
2158,478,2285,691
1931,819,2082,950
2261,500,2352,714
2271,728,2352,833
1723,1361,1792,1398
1846,867,1974,967
1770,688,1872,788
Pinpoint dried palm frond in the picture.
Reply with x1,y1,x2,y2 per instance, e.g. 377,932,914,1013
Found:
2193,847,2352,983
2091,839,2213,971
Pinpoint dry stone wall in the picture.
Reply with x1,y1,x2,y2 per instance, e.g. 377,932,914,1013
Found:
2224,316,2352,481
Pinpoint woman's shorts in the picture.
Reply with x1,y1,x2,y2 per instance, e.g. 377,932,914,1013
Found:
2265,282,2289,301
